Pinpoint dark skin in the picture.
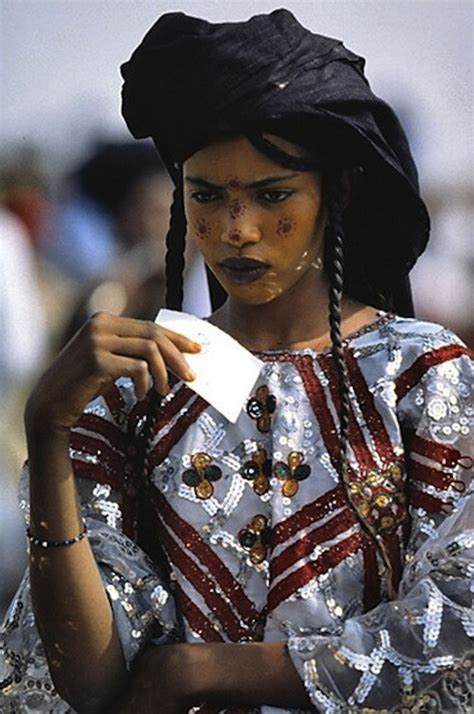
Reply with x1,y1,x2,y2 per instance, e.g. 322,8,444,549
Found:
26,135,376,712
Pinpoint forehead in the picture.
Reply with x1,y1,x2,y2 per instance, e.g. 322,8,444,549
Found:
183,135,308,182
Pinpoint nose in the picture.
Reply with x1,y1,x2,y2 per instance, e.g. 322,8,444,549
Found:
220,210,261,248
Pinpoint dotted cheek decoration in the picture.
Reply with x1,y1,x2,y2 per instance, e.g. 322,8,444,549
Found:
246,385,277,432
238,514,272,564
196,218,211,239
241,446,272,495
182,452,222,500
273,451,311,497
276,216,296,237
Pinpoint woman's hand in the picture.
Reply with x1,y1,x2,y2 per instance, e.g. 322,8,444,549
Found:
109,644,200,714
25,311,201,435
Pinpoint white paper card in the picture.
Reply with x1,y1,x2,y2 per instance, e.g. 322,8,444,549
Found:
155,309,263,423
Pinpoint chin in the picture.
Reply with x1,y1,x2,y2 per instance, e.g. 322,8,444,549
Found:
226,283,285,306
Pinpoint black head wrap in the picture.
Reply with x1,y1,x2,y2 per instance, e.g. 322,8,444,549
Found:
121,9,430,315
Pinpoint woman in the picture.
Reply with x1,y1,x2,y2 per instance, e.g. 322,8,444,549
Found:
1,10,472,713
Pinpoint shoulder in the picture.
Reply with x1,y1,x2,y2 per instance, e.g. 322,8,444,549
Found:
346,314,472,405
351,314,470,368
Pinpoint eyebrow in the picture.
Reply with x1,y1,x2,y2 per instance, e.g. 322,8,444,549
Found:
185,173,300,190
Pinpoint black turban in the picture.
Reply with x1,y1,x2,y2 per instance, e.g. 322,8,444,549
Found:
121,9,430,316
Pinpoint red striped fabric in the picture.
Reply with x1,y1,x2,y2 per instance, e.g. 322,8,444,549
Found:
267,532,364,612
150,395,208,467
344,348,398,465
173,581,225,643
395,344,470,401
151,488,260,623
318,352,378,471
270,508,356,582
156,517,249,641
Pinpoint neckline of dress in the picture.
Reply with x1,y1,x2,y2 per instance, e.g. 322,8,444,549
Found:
251,310,396,358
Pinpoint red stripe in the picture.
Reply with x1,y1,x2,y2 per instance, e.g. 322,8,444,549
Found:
270,508,356,581
410,488,450,514
71,458,121,488
154,384,196,433
152,489,259,623
396,345,470,401
173,582,225,643
363,541,381,610
70,431,125,474
150,396,208,467
344,348,396,464
272,486,346,547
102,383,125,417
411,434,466,468
318,352,377,470
156,519,248,641
71,459,136,538
268,532,363,613
295,355,358,480
76,413,126,450
409,459,464,492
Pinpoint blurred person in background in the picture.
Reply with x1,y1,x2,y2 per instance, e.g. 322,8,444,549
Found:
52,140,210,345
0,205,47,617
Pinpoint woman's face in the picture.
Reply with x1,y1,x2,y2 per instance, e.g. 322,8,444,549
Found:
183,135,325,305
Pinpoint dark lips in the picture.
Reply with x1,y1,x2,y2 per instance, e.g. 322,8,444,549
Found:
218,257,269,284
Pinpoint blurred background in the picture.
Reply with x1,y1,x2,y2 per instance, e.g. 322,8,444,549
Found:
0,0,472,617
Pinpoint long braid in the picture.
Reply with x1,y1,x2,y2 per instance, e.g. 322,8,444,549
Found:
325,175,396,598
165,179,187,310
137,178,187,554
325,177,350,480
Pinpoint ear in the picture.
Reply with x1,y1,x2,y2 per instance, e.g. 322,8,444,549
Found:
340,166,364,209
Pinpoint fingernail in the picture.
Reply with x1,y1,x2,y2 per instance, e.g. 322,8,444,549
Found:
192,343,202,352
185,371,195,382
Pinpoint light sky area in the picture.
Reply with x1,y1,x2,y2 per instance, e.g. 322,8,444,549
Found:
1,0,473,185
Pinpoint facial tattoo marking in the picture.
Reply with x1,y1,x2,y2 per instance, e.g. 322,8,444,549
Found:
228,228,242,243
229,197,247,220
224,176,242,191
196,218,211,239
276,216,296,237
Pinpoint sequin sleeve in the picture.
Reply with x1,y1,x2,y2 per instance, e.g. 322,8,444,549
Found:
0,379,179,713
287,347,473,712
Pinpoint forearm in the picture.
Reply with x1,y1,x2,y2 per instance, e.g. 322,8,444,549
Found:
194,641,311,708
28,425,126,712
129,641,312,711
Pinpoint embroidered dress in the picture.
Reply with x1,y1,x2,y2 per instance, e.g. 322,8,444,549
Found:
1,315,472,713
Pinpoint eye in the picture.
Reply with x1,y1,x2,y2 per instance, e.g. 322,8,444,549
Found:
190,190,222,204
258,189,294,204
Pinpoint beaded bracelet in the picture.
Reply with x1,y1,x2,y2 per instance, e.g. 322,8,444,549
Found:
26,526,88,548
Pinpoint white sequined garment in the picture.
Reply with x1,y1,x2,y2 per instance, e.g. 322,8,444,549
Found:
1,314,473,713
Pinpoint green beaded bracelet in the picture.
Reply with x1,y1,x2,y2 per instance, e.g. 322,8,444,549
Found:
26,526,88,548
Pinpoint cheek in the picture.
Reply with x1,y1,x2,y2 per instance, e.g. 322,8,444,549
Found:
276,215,296,237
195,217,212,239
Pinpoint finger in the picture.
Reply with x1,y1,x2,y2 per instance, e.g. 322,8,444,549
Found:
106,315,201,354
102,354,153,401
105,337,193,390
